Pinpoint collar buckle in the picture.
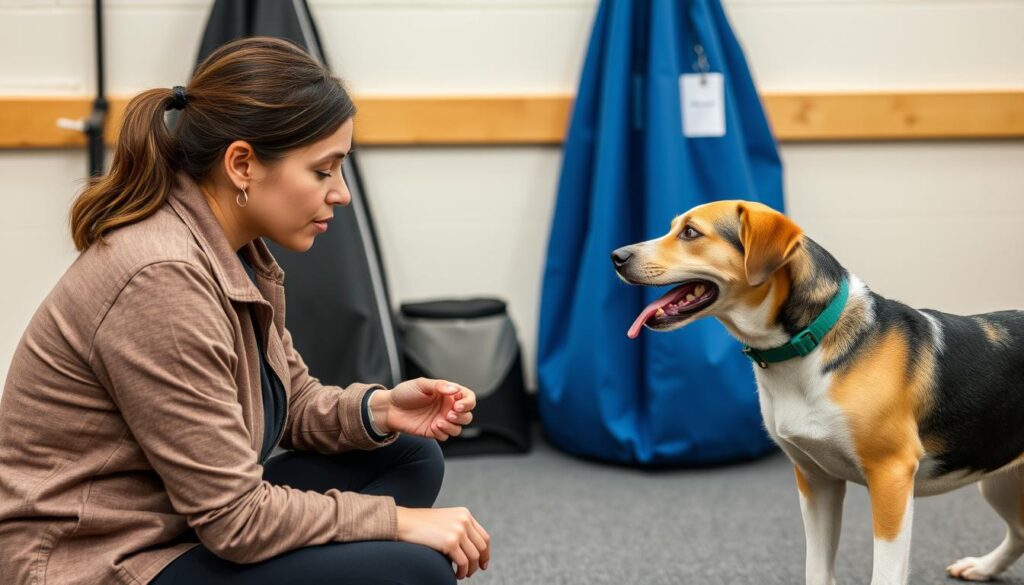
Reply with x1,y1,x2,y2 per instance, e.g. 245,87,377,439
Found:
790,330,819,357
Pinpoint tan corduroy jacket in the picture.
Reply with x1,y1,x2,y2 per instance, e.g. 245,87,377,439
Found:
0,174,399,585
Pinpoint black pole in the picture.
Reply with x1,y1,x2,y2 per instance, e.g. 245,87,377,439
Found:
86,0,108,177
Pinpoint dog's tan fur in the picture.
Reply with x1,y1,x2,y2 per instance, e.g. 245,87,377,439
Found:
613,200,1024,584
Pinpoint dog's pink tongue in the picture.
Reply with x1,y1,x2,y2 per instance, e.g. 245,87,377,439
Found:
627,306,658,339
627,286,683,339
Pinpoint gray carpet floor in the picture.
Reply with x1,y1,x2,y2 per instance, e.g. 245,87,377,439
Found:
436,427,1023,585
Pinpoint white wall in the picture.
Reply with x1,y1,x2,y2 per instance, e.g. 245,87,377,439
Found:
2,0,1023,390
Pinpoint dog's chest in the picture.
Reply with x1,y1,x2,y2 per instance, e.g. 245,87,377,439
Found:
756,366,865,484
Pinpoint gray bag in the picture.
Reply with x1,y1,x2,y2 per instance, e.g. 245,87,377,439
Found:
400,299,531,456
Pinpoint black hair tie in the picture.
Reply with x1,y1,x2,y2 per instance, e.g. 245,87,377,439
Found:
167,86,188,111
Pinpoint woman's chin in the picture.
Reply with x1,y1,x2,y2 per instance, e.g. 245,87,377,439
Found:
267,234,315,253
293,237,316,252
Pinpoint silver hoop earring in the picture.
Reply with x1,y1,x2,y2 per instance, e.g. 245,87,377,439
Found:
236,187,248,208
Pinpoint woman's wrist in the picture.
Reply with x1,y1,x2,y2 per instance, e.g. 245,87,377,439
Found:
394,506,410,540
368,388,393,434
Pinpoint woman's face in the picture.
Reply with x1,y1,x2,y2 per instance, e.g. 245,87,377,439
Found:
246,118,354,252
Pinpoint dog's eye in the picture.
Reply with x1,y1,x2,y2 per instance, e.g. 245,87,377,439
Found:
680,226,702,240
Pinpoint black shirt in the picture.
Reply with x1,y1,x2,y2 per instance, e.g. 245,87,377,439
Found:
238,253,287,463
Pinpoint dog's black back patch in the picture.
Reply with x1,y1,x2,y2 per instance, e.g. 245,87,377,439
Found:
919,309,1024,476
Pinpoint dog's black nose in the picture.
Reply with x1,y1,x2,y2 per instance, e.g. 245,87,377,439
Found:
611,248,632,268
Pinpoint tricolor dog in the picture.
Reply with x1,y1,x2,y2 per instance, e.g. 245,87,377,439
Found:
611,200,1024,585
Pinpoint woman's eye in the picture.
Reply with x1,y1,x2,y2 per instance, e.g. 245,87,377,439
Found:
680,226,702,240
315,170,332,179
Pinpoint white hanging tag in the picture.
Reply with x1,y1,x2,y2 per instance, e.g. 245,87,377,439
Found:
680,72,726,138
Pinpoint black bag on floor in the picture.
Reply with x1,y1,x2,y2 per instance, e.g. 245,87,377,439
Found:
400,298,531,456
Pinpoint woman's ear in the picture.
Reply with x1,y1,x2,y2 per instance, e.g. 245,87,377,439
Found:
222,140,256,189
737,201,803,286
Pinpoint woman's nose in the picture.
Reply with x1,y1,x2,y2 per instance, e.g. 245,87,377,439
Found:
329,179,352,207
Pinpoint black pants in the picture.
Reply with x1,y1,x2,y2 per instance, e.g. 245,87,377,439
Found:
151,435,454,585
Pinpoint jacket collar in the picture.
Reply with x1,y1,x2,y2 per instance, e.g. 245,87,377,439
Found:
166,173,285,304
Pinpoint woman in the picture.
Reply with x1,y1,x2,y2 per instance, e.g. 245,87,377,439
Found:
0,37,490,585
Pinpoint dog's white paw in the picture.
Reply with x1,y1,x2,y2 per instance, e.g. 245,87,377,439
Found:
946,557,997,582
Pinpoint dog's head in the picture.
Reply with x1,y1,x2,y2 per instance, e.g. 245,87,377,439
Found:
612,200,803,338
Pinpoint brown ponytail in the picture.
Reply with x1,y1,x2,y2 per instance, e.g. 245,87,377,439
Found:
70,36,356,251
70,88,180,251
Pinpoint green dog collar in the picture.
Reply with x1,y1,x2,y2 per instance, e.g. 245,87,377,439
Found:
742,278,849,369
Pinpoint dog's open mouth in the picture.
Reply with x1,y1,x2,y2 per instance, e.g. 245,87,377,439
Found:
627,279,719,338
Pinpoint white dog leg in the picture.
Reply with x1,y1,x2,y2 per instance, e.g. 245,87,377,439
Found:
947,468,1024,581
796,466,846,585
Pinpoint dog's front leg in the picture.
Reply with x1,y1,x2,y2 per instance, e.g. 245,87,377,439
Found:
865,460,918,585
796,466,846,585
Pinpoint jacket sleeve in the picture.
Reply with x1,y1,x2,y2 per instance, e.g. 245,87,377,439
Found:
90,261,397,564
277,325,398,453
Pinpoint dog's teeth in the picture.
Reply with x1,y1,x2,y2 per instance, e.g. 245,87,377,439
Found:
656,308,666,317
695,284,706,296
685,294,696,302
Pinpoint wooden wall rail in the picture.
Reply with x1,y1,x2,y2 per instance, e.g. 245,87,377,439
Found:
1,91,1022,148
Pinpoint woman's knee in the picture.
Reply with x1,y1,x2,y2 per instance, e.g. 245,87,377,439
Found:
384,542,457,585
164,541,458,585
395,434,445,490
418,436,446,484
310,541,455,585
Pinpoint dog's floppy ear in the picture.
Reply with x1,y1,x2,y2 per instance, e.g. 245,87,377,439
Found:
737,202,803,286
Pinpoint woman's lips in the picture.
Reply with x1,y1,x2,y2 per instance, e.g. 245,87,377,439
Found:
312,220,329,233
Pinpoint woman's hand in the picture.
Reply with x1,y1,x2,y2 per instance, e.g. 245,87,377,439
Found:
396,506,491,579
369,378,476,441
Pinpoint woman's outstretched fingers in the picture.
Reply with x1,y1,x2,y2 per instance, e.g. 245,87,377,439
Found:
446,411,473,426
431,421,451,441
436,379,460,395
453,389,476,413
434,419,462,437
